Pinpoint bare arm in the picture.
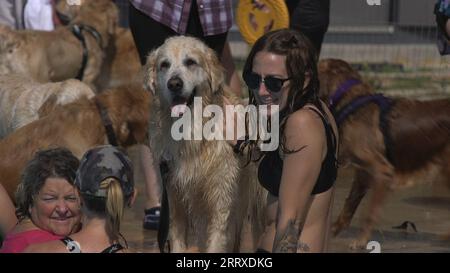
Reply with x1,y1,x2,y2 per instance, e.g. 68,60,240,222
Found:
272,109,326,253
0,183,17,236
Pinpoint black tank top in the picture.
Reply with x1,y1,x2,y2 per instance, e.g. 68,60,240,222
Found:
258,107,338,196
61,236,124,253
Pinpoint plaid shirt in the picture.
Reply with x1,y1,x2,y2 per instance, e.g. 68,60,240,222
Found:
129,0,233,36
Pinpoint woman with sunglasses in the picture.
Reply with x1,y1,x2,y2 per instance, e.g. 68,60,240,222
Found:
239,28,338,253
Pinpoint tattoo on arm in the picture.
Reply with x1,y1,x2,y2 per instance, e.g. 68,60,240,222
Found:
273,219,303,253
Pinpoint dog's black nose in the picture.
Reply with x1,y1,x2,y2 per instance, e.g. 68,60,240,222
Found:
167,76,183,93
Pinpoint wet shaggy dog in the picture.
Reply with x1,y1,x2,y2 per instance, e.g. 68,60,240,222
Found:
318,58,450,248
0,74,94,138
145,36,265,252
0,85,150,202
0,0,118,89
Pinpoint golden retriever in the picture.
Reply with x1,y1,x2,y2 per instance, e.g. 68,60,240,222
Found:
318,58,450,249
0,0,118,89
54,0,142,89
0,85,150,202
0,74,94,138
145,36,265,252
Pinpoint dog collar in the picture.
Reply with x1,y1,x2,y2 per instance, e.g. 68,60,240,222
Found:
334,94,396,166
329,79,362,111
71,24,103,81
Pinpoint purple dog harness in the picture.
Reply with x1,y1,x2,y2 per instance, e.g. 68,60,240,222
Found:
329,78,362,110
329,79,396,165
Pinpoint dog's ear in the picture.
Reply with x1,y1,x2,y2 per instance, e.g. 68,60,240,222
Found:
143,48,159,95
204,48,225,93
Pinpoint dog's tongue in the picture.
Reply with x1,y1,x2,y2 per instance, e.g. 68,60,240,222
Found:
171,104,188,116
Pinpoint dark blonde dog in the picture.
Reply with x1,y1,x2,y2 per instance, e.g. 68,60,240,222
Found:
54,0,142,89
0,85,150,202
318,58,450,248
145,36,265,252
0,0,118,90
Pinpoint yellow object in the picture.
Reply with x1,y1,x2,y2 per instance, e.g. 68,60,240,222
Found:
236,0,290,45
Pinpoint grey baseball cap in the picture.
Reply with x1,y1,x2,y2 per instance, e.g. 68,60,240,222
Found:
75,145,134,199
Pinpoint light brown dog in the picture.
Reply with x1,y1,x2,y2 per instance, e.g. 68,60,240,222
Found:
0,74,94,138
0,0,118,89
54,0,142,89
145,36,265,252
0,85,150,202
318,58,450,249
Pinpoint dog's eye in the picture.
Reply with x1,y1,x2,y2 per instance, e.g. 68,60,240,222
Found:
184,58,197,67
160,61,170,70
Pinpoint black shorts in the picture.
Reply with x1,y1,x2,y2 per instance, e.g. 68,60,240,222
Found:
129,1,228,65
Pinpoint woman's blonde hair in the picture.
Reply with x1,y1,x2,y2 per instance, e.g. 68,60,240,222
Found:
102,177,125,242
81,177,131,246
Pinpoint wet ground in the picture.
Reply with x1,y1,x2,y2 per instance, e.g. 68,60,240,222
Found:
123,146,450,253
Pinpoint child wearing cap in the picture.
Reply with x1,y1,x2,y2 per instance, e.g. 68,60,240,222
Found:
24,145,136,253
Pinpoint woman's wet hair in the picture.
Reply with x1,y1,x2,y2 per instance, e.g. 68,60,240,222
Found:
242,28,327,156
15,147,80,220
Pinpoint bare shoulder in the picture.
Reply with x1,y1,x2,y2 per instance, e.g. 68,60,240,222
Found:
283,107,328,154
22,240,66,253
285,108,325,138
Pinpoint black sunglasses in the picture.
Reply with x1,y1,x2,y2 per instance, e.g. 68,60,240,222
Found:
243,72,291,93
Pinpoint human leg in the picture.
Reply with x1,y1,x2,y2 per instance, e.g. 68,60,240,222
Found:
128,3,176,65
